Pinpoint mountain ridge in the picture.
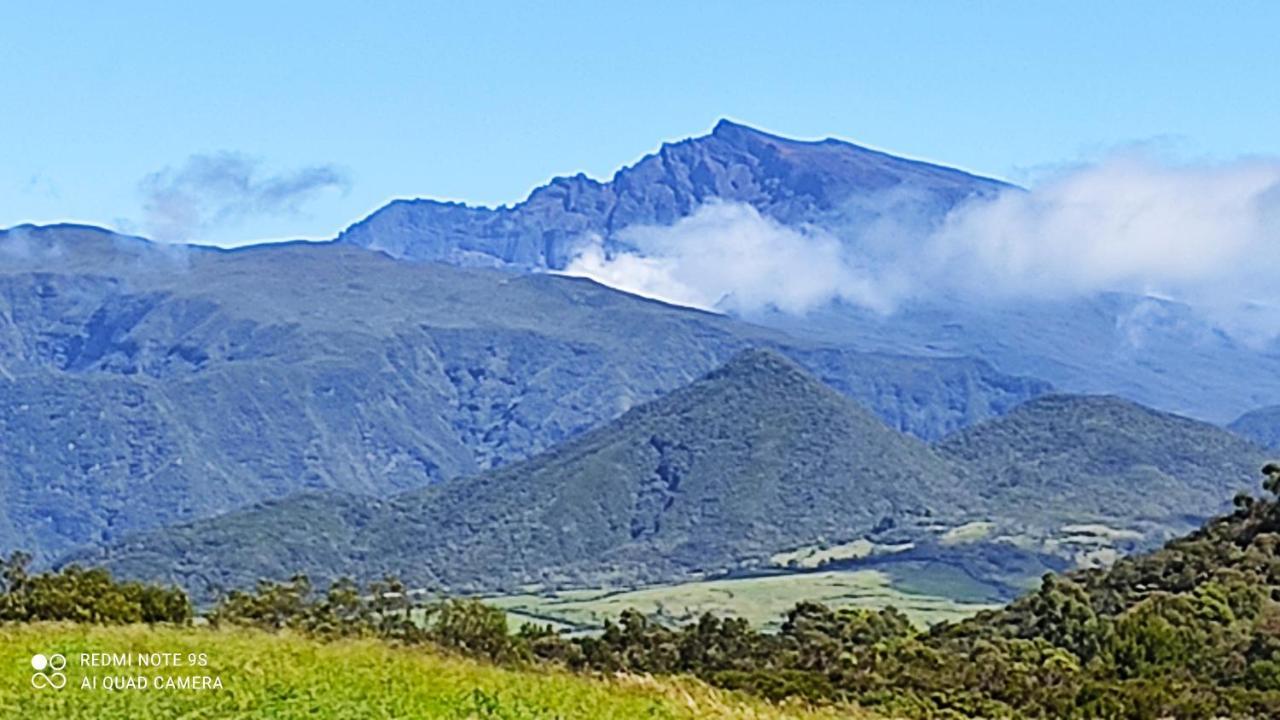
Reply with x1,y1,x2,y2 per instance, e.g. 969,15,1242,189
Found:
1229,405,1280,449
0,227,1047,561
335,119,1010,269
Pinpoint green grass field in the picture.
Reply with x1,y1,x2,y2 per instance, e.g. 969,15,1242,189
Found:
0,623,881,719
488,568,998,633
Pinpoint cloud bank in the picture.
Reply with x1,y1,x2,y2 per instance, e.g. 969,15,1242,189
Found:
563,203,899,315
562,153,1280,342
139,153,349,242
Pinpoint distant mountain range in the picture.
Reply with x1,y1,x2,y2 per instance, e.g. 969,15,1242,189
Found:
1230,405,1280,449
336,120,1280,424
75,350,1268,601
337,119,1009,269
0,224,1043,561
4,120,1278,605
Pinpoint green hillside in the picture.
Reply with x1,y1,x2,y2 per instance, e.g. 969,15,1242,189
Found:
10,469,1280,719
79,356,1272,614
0,624,876,720
936,393,1269,531
526,468,1280,718
83,349,970,597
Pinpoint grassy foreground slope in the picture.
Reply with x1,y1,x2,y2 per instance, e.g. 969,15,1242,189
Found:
0,624,876,720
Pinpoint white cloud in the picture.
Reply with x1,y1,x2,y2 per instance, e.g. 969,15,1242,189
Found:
561,202,897,314
561,153,1280,342
925,155,1280,298
921,154,1280,341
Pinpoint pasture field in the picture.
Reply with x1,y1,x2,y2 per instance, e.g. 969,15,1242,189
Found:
488,568,998,633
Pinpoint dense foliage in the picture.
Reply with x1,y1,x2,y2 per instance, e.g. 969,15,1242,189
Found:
83,350,975,597
0,552,190,624
10,468,1280,718
81,356,1266,607
200,467,1280,719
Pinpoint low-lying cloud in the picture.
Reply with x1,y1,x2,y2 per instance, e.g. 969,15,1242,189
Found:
926,155,1280,299
563,203,898,315
561,153,1280,342
139,153,349,243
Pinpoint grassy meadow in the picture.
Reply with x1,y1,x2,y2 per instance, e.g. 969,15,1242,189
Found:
488,568,998,633
0,623,880,719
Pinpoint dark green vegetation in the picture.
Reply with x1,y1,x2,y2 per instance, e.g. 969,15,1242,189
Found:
80,350,970,596
8,468,1280,718
0,552,189,624
0,224,1046,560
201,468,1280,719
27,468,1280,719
939,394,1268,526
80,352,1270,607
1232,405,1280,450
920,394,1271,585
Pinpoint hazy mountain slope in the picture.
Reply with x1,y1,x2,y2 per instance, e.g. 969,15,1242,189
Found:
936,394,1270,534
80,350,973,596
1229,405,1280,449
0,225,1046,559
751,294,1280,425
336,120,1009,269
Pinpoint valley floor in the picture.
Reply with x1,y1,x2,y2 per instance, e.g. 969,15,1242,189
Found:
488,568,998,634
0,624,883,719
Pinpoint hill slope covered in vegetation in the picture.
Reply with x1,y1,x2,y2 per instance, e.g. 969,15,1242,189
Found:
81,350,971,596
78,354,1270,608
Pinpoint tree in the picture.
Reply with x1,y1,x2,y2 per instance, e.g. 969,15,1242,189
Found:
1263,462,1280,496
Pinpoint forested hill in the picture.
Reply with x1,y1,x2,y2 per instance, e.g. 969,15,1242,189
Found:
542,466,1280,718
77,349,970,596
937,393,1270,531
74,352,1271,605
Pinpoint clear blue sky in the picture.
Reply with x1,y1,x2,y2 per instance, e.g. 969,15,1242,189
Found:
3,1,1278,245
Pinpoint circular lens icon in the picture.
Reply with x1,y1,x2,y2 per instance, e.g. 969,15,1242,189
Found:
30,653,67,690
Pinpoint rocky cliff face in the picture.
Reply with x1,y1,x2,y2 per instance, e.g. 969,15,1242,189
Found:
336,120,1010,268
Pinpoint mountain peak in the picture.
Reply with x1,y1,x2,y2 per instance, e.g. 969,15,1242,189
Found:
705,347,816,386
709,117,774,140
337,122,1010,270
707,118,822,147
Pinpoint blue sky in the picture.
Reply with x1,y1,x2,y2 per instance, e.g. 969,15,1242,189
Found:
2,1,1278,245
